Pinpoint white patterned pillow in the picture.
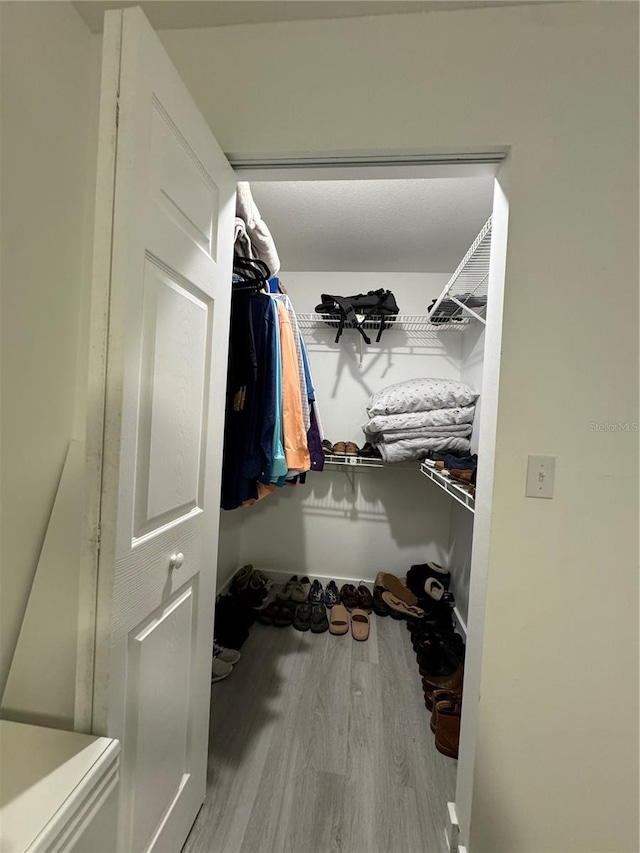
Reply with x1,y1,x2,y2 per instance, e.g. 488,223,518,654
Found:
367,378,478,415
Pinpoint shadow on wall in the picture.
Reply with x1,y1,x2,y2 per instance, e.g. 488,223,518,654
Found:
236,467,453,580
305,326,463,403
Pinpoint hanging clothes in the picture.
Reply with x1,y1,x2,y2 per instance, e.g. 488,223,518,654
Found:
221,291,278,510
275,300,310,473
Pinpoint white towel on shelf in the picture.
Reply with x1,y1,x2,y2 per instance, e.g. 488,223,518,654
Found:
236,182,281,276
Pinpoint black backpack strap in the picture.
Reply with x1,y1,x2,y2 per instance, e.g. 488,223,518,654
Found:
330,295,372,345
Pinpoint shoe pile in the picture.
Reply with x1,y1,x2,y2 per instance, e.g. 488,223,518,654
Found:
405,561,465,759
328,583,372,641
214,565,273,651
424,452,478,499
322,440,382,461
211,642,242,683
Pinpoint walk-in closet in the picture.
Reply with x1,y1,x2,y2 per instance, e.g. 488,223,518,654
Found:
193,169,505,853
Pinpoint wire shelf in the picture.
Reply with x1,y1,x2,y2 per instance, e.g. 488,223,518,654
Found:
427,216,492,326
297,313,471,334
420,461,475,514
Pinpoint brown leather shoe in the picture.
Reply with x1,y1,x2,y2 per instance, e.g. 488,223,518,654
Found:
423,678,463,711
429,689,462,732
421,663,464,697
356,584,373,612
345,441,360,456
434,698,462,759
340,583,359,611
449,469,473,483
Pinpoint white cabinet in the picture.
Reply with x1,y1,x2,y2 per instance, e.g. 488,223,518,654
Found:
0,721,119,852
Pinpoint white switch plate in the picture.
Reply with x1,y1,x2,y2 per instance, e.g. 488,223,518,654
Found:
526,455,555,499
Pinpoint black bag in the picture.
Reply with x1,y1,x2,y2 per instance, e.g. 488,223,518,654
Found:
314,289,399,344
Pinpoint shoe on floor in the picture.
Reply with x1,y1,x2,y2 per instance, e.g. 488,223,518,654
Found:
213,642,241,665
310,604,329,633
309,579,325,605
211,657,233,682
277,574,298,601
381,591,424,620
329,604,350,636
356,584,373,613
379,573,418,607
291,576,312,603
293,603,313,631
372,585,391,617
339,584,359,611
256,600,280,626
324,580,340,608
273,601,296,627
350,608,370,641
434,697,462,758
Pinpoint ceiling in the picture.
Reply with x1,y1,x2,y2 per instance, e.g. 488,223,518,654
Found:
249,178,494,273
74,1,543,33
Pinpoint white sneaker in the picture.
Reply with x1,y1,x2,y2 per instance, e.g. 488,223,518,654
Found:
213,642,241,666
211,657,233,682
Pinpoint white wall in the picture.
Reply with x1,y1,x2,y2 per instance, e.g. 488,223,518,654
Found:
159,5,639,851
0,2,99,701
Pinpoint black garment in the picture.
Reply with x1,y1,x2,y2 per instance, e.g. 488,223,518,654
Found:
221,293,277,510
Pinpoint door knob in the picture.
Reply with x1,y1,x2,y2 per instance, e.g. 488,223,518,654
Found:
170,552,184,571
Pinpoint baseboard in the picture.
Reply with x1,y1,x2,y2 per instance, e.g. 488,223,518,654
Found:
453,606,467,640
445,801,460,853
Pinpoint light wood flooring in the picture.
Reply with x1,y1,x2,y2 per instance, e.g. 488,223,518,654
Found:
183,612,456,853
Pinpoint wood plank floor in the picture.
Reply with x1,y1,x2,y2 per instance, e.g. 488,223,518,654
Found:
183,613,456,853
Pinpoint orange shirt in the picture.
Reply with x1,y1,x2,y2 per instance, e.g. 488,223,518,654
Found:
276,300,310,471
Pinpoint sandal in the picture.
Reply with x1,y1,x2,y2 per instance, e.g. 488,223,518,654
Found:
381,591,425,620
350,609,370,642
329,604,350,636
379,573,418,607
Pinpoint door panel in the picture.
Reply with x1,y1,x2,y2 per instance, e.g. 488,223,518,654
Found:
128,585,195,852
90,7,235,851
135,258,211,537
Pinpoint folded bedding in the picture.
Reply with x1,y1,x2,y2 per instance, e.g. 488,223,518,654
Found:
373,424,473,443
367,378,478,416
377,436,471,463
363,406,475,435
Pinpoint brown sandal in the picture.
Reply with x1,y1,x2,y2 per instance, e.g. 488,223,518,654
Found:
350,609,370,641
379,573,418,607
381,591,424,619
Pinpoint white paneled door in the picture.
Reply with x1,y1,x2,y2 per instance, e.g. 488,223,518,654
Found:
88,8,235,851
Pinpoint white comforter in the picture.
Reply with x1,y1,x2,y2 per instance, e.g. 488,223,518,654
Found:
374,424,473,443
363,406,475,436
378,435,471,463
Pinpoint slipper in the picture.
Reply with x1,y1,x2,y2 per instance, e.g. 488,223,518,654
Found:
350,608,370,642
329,604,350,636
381,591,425,620
332,441,347,454
345,441,360,456
379,573,418,607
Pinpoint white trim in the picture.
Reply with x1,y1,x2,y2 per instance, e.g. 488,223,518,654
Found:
230,150,505,183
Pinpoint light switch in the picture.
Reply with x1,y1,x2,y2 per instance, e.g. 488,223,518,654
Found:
526,454,556,499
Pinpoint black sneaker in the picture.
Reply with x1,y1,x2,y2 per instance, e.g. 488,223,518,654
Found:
309,579,324,604
293,603,312,632
310,604,329,633
324,581,340,608
372,585,391,617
